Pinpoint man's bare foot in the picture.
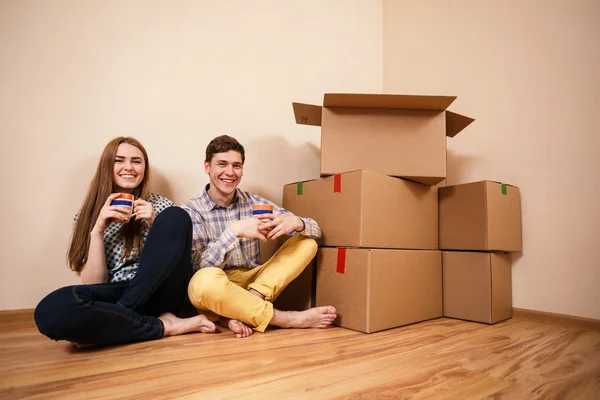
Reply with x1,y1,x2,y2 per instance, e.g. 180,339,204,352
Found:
219,317,253,338
271,306,337,329
159,312,216,336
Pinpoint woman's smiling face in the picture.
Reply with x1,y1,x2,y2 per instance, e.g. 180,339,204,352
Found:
112,143,145,193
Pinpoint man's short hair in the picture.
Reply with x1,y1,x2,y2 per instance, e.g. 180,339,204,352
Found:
205,135,245,164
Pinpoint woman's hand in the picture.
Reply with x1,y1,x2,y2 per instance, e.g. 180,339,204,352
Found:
133,198,156,227
91,193,131,234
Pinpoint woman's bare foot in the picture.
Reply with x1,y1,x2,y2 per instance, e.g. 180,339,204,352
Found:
270,306,337,329
69,342,95,349
219,317,253,338
159,312,216,336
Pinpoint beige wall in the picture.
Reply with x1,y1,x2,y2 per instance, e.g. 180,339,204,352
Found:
0,0,383,310
3,0,598,320
384,0,600,319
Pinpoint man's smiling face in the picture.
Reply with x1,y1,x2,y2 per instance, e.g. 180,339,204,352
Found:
205,150,244,202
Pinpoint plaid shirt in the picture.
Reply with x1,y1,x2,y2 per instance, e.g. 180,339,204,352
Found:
181,185,321,271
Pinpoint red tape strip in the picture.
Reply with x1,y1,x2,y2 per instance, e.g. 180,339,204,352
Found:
334,174,341,193
336,248,346,274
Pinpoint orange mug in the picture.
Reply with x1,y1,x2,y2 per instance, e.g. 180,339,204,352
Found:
110,193,134,222
252,204,273,216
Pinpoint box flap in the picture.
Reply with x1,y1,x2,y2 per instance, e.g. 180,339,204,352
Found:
323,93,456,110
484,180,518,188
442,180,517,189
284,169,364,186
292,102,322,126
446,111,475,138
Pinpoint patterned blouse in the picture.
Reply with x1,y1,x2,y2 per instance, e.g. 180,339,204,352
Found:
76,193,174,282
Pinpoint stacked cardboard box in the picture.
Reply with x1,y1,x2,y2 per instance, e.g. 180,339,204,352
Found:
439,181,522,324
279,93,476,333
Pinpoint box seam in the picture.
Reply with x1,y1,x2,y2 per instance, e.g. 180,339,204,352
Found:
365,249,371,333
489,253,494,323
485,182,490,250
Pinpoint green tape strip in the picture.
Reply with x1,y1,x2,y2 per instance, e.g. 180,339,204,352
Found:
297,181,303,195
501,183,507,195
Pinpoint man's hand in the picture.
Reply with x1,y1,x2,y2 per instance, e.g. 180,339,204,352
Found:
230,218,270,242
259,214,304,240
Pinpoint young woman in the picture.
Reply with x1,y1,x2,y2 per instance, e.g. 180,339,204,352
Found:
35,137,215,347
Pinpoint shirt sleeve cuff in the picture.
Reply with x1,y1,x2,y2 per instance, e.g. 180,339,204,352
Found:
221,227,239,250
297,217,307,233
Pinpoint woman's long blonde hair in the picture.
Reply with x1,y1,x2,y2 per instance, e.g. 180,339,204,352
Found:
67,137,151,273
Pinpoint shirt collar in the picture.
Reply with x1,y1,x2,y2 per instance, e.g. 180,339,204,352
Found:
202,184,245,211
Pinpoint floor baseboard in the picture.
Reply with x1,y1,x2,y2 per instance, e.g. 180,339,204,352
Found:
0,309,34,324
513,308,600,331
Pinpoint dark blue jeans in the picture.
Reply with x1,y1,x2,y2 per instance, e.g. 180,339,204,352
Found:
34,207,194,346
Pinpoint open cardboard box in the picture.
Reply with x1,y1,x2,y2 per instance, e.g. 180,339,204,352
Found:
292,93,474,185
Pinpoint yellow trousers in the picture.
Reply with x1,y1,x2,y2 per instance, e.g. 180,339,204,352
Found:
187,235,317,332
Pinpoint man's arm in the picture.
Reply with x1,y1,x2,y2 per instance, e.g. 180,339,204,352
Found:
183,205,271,271
182,206,239,271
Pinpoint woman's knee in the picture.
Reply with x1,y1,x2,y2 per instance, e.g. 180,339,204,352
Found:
153,206,192,232
34,286,79,340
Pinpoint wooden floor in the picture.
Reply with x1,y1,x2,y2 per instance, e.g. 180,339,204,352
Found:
1,314,600,399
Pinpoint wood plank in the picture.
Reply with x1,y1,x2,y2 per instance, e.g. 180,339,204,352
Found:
0,316,599,399
5,307,599,329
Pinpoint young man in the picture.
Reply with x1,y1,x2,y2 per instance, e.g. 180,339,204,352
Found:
181,135,337,338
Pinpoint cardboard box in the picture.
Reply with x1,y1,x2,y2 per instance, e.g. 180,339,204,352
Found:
439,181,522,252
292,93,474,185
443,251,512,324
283,170,438,249
315,248,442,333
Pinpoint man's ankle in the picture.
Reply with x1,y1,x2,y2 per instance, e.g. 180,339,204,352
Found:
270,309,294,329
248,288,265,300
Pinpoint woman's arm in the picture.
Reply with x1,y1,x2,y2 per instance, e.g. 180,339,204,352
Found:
80,230,109,284
80,193,130,284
